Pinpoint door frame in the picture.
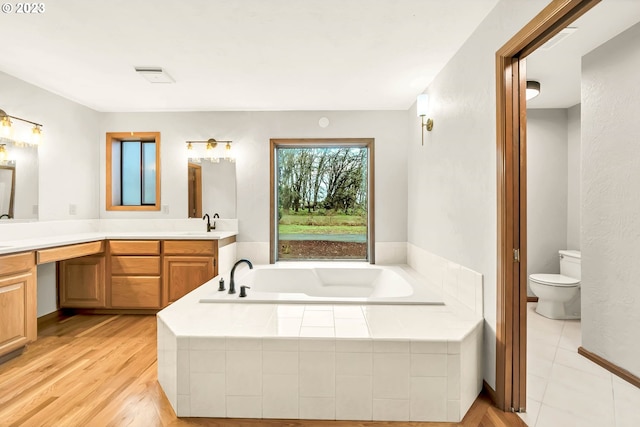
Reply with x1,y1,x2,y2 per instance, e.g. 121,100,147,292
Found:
188,162,202,219
495,0,601,411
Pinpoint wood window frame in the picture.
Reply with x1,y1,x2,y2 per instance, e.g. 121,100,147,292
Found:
495,0,600,412
106,132,161,211
269,138,375,264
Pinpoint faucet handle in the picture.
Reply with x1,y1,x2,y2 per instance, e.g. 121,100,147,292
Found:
239,286,251,298
218,278,225,291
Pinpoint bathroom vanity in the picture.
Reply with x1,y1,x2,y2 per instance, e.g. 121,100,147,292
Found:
0,230,236,361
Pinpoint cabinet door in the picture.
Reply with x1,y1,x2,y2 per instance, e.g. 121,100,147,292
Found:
163,256,214,304
0,269,36,356
59,256,106,308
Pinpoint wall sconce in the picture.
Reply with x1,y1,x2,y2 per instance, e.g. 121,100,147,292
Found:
0,108,44,145
186,138,234,163
416,94,433,146
526,81,541,100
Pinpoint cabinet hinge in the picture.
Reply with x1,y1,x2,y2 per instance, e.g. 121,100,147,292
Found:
213,259,217,267
513,248,520,263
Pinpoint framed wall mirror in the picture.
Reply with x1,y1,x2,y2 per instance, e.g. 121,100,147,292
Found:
187,160,236,219
0,142,38,220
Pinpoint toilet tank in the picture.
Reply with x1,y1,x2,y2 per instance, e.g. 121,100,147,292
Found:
559,250,581,279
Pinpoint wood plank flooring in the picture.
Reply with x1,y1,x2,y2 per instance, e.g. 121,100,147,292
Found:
0,314,527,427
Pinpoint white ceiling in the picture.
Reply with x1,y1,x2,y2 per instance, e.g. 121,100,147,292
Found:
526,1,640,109
4,1,637,113
0,0,500,112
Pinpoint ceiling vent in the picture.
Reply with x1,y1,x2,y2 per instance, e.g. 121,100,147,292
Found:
134,67,175,83
539,27,578,51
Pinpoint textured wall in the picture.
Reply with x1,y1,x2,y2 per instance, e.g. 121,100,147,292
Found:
406,0,549,389
526,109,569,295
582,22,640,377
0,71,100,220
566,104,581,250
100,110,409,248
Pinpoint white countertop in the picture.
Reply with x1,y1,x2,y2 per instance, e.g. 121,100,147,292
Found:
0,230,237,256
158,266,483,342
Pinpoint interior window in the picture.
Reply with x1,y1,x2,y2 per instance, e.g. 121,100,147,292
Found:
270,139,374,262
106,132,160,211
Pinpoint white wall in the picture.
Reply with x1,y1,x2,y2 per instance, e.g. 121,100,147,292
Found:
526,109,569,294
406,0,548,389
1,71,100,316
0,71,101,221
581,22,640,377
100,111,409,261
566,104,581,250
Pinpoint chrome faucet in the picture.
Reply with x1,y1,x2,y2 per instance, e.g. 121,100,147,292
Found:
202,213,215,232
229,258,253,294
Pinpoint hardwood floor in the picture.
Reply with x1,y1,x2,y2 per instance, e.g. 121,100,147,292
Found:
0,314,527,427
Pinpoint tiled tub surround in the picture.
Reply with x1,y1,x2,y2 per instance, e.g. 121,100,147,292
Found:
157,264,484,422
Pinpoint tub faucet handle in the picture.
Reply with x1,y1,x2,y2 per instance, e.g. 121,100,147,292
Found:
239,286,251,298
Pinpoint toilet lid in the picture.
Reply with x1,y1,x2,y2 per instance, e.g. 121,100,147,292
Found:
530,273,580,286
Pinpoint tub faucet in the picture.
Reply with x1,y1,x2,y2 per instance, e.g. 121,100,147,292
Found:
203,213,215,232
229,258,253,294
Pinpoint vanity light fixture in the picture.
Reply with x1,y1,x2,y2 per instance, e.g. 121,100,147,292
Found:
526,81,541,100
416,94,433,146
0,144,7,162
0,108,44,145
186,138,234,163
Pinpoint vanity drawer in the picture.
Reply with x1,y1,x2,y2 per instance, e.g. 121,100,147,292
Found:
111,276,161,308
37,241,104,264
109,240,160,255
163,240,216,256
0,251,35,276
111,256,160,276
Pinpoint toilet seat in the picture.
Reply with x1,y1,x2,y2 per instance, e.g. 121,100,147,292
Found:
530,273,579,287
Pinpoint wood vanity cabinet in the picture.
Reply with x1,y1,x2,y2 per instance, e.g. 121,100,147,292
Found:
163,240,217,304
59,255,106,308
109,240,162,309
0,252,37,359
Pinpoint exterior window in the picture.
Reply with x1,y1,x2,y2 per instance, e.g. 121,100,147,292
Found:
106,132,160,211
270,139,375,262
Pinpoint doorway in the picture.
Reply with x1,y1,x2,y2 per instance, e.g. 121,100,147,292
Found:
187,162,202,218
495,0,601,412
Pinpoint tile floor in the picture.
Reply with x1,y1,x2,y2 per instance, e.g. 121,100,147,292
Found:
518,303,640,427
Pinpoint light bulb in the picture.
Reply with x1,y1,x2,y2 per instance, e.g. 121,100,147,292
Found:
186,142,194,158
206,142,215,159
1,116,12,138
31,125,42,145
225,142,233,161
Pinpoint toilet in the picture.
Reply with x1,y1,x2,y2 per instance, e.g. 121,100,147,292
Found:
529,250,581,320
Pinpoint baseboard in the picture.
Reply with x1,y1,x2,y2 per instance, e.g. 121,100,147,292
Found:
0,346,25,365
483,380,498,406
578,346,640,389
527,296,539,302
37,309,68,330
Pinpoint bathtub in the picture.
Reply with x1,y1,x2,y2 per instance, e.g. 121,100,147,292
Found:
158,261,483,422
199,263,444,305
